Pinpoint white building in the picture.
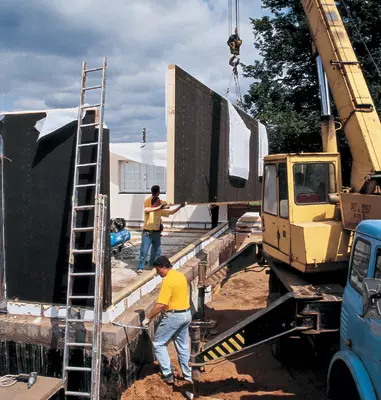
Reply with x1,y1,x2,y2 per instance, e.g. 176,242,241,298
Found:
109,142,228,229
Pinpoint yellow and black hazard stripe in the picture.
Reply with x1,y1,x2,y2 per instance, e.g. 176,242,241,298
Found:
201,330,246,363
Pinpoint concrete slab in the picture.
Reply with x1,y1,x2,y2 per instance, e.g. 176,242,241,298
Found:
111,229,206,303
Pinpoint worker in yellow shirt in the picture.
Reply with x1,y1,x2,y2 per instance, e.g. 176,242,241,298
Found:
143,256,192,385
137,186,184,274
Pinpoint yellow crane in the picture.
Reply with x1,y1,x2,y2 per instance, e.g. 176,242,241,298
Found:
190,1,381,398
262,0,381,274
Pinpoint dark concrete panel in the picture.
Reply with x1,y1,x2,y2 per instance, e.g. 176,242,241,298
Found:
0,111,110,306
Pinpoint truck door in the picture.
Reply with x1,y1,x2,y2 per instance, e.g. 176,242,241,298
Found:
277,162,290,257
262,164,278,248
341,237,371,353
360,248,381,396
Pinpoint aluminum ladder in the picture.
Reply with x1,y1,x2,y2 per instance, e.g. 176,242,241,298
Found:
63,57,108,399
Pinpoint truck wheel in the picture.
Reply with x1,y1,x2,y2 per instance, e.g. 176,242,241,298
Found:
272,335,313,366
328,360,361,400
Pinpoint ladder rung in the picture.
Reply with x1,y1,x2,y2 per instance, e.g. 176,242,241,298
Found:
65,366,92,372
80,122,99,128
76,184,96,188
70,272,96,277
65,391,91,398
67,319,88,323
81,104,101,109
69,295,95,300
73,227,94,232
82,85,102,91
74,205,95,210
72,249,93,254
78,142,98,148
85,67,103,73
67,342,93,348
77,163,97,168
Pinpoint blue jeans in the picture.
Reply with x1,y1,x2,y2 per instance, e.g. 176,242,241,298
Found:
152,310,192,379
137,231,162,271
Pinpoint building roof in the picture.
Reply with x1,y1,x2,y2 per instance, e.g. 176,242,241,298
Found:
110,142,167,167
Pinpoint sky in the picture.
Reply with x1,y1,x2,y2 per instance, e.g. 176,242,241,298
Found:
0,0,266,143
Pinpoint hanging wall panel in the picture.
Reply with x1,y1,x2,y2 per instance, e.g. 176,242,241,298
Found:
166,64,262,204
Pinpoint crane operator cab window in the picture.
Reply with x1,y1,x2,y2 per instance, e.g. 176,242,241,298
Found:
293,163,336,204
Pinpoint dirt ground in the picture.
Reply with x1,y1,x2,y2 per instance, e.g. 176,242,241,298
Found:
122,266,328,400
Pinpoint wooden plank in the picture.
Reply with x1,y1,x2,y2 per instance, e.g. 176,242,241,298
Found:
1,376,62,400
166,64,261,204
167,65,176,204
0,107,98,116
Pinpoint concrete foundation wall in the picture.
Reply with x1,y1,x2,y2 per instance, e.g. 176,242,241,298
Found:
0,232,236,399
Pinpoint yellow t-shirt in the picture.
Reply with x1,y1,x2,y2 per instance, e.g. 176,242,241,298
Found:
143,197,168,230
144,209,171,231
157,269,190,311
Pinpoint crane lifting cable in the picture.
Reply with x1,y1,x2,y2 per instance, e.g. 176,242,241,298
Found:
226,0,244,109
227,0,242,72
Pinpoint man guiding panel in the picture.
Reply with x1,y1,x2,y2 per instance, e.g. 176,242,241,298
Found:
137,185,185,274
143,256,192,384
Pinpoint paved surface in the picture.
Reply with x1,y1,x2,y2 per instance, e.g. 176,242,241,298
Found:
111,229,207,303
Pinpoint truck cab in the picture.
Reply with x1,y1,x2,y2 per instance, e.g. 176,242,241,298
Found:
328,220,381,400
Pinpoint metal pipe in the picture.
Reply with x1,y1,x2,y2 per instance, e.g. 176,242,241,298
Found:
197,288,205,320
316,55,331,116
111,321,148,330
316,55,337,152
190,324,201,398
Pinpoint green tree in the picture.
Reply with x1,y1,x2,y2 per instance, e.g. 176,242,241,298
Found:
243,0,381,183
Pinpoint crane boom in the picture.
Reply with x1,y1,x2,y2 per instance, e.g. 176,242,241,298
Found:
302,0,381,192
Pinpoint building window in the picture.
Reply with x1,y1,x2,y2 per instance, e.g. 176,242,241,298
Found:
349,239,371,294
119,161,166,193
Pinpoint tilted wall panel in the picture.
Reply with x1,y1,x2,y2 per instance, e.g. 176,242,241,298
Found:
167,64,261,204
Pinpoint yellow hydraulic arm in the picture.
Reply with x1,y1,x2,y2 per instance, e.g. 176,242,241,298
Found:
302,0,381,192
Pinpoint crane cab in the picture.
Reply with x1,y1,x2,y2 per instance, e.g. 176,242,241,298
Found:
261,153,350,273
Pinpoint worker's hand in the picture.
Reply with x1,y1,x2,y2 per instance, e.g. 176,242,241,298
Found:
142,317,150,328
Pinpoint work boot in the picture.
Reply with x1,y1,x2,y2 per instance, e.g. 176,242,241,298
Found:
183,376,193,384
163,374,174,385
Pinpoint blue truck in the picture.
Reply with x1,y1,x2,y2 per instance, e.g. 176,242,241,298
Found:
328,220,381,400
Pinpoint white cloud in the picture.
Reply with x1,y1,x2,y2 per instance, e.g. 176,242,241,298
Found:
0,0,265,142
